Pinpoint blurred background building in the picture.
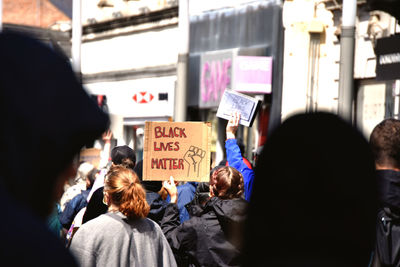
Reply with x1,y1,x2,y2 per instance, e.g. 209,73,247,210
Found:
185,0,283,165
80,0,179,161
1,0,71,56
281,0,400,139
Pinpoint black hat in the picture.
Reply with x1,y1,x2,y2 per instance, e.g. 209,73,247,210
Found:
111,145,136,165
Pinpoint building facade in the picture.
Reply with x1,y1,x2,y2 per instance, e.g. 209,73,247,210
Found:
80,2,178,160
186,0,284,165
1,0,71,56
80,0,284,164
281,0,400,138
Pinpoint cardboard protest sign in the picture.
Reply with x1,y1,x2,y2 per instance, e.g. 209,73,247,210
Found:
80,148,101,168
143,121,211,182
216,89,261,127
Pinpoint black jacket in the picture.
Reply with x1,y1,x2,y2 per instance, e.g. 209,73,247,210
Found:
82,187,108,224
146,191,168,225
375,170,400,267
161,197,248,267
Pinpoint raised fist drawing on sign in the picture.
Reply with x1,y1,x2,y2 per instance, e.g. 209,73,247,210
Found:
184,146,206,177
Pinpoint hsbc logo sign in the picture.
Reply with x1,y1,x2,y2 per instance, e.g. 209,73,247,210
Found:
85,77,173,118
133,92,154,104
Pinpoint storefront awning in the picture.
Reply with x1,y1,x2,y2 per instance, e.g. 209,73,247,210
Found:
375,34,400,81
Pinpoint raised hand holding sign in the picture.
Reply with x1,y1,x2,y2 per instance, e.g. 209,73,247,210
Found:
226,111,241,140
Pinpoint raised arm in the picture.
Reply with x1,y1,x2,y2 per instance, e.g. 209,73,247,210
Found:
161,177,197,264
98,130,112,169
225,112,255,201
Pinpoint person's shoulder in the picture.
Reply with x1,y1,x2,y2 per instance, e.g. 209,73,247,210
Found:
138,217,161,229
135,217,165,236
214,197,248,209
60,184,83,204
68,189,85,202
73,214,119,244
66,183,86,195
78,213,113,231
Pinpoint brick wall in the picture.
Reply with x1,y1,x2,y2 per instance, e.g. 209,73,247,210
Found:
3,0,70,28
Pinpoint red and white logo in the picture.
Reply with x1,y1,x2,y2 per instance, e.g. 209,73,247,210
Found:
133,92,154,104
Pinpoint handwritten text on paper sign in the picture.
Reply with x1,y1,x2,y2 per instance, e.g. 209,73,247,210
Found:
143,121,211,182
151,126,187,170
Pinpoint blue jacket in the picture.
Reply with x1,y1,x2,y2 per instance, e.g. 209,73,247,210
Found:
225,139,254,201
59,189,90,229
166,182,197,223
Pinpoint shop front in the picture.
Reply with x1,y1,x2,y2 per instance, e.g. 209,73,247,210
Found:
187,1,284,166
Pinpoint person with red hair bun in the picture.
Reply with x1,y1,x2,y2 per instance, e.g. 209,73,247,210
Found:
70,166,177,267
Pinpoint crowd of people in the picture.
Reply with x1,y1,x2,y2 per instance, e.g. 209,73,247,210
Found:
3,31,400,267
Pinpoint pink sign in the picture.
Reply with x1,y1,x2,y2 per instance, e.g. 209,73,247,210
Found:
233,56,272,94
200,59,232,105
199,50,233,108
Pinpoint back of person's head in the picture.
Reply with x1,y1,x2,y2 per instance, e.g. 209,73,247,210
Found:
0,32,109,218
243,112,377,267
75,162,94,184
370,118,400,169
133,160,162,193
86,168,98,189
111,145,136,170
104,165,150,219
209,166,244,199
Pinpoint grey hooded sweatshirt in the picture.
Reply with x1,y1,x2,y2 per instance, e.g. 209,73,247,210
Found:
70,212,177,267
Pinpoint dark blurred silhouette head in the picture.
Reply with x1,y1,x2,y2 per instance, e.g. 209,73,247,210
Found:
111,145,136,170
370,118,400,170
0,32,109,218
244,112,377,266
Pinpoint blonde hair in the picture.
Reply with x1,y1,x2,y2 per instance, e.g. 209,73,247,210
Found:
210,166,244,199
104,165,150,219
